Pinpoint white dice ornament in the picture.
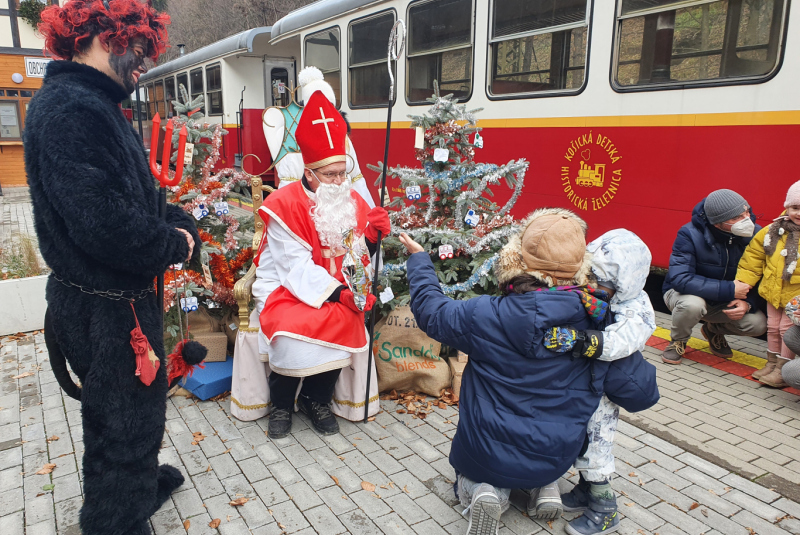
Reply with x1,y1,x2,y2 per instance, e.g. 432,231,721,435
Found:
180,296,198,312
464,209,480,227
192,203,209,220
438,244,454,260
214,201,229,216
379,286,395,304
406,184,422,200
433,148,449,162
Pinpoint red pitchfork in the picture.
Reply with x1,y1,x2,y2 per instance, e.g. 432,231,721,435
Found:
149,112,189,321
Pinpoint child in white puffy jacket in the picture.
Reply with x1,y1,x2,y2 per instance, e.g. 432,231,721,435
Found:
530,229,656,535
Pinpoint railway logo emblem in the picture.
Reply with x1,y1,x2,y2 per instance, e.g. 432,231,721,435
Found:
561,132,622,211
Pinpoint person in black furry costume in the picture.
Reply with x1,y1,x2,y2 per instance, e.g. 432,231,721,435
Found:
23,1,202,533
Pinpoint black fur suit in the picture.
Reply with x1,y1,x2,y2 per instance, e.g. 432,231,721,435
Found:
23,61,201,534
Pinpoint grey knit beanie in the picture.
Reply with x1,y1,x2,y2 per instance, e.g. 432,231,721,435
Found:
704,189,749,224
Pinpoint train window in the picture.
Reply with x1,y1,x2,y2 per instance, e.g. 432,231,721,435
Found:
271,68,290,107
176,72,188,98
146,83,156,118
165,77,176,117
407,0,474,104
305,27,341,107
349,11,397,108
206,64,222,115
488,0,589,97
190,68,204,113
614,0,788,89
154,80,166,118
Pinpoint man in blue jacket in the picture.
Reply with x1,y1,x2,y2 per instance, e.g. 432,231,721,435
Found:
399,208,659,535
662,189,767,364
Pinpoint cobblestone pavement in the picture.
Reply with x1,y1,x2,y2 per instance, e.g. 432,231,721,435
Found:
3,316,800,534
0,187,46,270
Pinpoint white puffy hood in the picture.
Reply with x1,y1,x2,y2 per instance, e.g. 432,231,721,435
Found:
587,229,652,302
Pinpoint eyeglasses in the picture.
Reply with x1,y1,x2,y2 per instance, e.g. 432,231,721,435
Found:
318,171,348,180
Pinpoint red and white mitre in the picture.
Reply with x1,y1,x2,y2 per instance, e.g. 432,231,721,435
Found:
295,90,348,169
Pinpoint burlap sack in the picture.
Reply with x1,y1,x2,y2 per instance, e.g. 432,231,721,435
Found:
187,308,218,334
374,306,450,397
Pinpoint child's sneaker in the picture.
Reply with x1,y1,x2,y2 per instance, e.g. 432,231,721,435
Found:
527,481,563,519
565,491,619,535
561,475,590,512
465,483,503,535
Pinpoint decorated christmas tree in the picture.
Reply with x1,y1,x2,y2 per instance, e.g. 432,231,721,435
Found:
159,86,255,349
371,85,529,312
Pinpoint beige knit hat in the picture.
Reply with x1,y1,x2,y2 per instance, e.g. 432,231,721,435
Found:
496,207,591,286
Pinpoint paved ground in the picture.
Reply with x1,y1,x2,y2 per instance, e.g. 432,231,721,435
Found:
3,315,800,535
0,187,46,271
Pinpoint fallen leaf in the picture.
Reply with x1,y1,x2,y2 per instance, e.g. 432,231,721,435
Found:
361,481,376,492
208,519,221,528
629,472,637,477
746,528,755,535
367,416,375,422
418,412,427,420
36,492,44,497
437,402,447,410
222,448,232,454
690,502,700,510
650,459,657,463
443,420,452,424
638,478,644,486
12,372,34,379
192,432,206,443
331,475,340,486
547,520,554,529
625,502,634,507
42,484,54,491
46,436,59,442
278,523,286,529
36,463,56,475
638,530,647,535
396,409,406,414
403,485,409,494
183,519,190,530
229,497,248,506
354,437,362,440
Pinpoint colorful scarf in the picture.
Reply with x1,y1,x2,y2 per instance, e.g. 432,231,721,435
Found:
535,285,610,321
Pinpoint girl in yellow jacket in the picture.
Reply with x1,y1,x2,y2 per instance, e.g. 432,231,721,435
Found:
736,181,800,387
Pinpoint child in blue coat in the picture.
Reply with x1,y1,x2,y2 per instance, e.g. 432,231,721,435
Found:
399,208,659,535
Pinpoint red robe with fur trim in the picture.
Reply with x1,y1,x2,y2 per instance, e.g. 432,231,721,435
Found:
256,181,371,352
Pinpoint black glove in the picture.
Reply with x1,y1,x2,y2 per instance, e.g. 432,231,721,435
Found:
573,330,604,358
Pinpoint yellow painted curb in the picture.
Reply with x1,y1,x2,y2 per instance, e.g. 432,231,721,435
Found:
652,326,767,370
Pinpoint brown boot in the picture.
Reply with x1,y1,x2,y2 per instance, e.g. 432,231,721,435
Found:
662,340,686,364
752,351,778,380
759,357,790,388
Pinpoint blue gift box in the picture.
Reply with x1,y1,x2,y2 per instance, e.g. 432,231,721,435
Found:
181,356,233,400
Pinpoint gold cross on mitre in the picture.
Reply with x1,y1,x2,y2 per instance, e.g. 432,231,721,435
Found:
312,107,335,149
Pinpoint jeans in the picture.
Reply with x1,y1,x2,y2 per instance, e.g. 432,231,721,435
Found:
268,368,342,410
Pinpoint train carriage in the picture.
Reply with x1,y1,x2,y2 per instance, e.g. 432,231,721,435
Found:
141,0,800,267
138,27,297,172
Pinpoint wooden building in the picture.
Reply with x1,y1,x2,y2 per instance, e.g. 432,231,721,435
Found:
0,1,53,192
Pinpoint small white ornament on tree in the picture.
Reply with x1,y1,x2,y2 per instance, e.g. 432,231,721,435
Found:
180,296,198,312
464,209,480,227
414,127,425,149
433,148,449,162
192,203,209,220
379,286,395,304
438,244,454,260
405,183,421,200
183,143,195,165
473,132,483,148
214,201,229,216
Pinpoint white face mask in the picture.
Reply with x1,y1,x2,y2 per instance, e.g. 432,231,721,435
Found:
730,217,755,237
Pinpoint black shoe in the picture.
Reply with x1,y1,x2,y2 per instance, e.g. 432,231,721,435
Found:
268,408,293,439
298,395,339,436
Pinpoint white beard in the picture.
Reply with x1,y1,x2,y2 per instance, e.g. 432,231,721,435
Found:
312,179,358,250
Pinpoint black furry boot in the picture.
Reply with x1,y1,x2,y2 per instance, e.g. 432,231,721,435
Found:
153,465,185,514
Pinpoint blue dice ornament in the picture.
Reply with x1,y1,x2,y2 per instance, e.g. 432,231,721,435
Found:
193,204,209,220
464,209,480,227
405,185,421,200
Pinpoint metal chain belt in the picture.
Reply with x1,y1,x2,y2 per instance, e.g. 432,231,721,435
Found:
53,274,154,303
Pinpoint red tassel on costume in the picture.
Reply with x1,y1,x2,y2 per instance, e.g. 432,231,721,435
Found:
167,339,207,384
130,303,159,386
